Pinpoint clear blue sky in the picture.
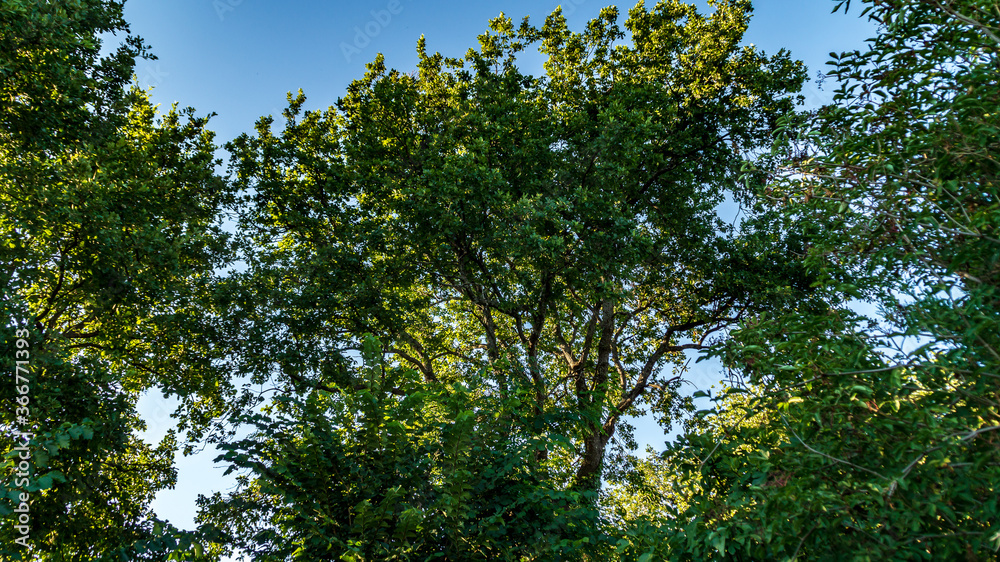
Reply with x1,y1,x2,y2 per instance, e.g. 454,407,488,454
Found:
122,0,877,543
125,0,877,145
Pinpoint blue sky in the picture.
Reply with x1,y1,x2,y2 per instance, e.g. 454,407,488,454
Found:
121,0,878,544
126,0,877,145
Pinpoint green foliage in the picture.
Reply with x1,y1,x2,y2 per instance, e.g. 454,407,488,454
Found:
199,336,606,561
15,0,999,559
224,0,809,505
1,1,233,558
659,0,1000,559
0,0,149,150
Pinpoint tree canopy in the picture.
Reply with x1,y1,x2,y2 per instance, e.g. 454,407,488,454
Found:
648,0,1000,558
2,0,997,560
1,1,232,559
223,0,808,499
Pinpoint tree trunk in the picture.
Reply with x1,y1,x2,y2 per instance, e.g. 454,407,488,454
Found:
572,422,615,492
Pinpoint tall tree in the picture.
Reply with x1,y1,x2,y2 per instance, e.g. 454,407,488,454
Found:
226,0,808,499
655,0,1000,558
1,1,232,558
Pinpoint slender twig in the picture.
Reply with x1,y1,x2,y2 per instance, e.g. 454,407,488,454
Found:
781,414,890,481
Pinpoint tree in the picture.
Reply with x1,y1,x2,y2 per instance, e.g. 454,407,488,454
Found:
199,336,606,561
223,0,809,503
1,1,233,558
658,0,1000,558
